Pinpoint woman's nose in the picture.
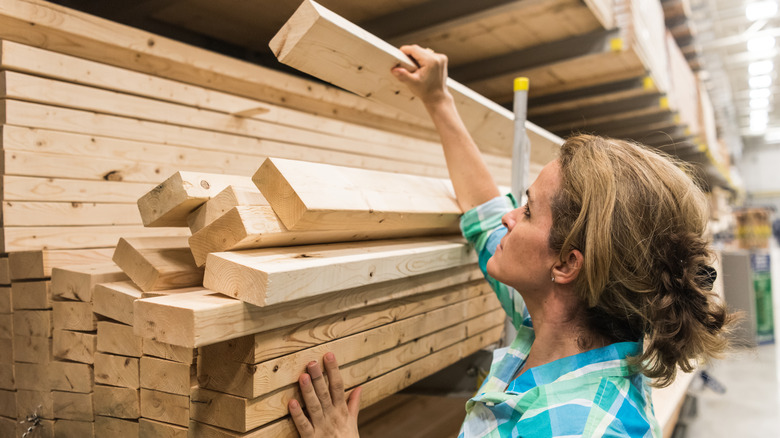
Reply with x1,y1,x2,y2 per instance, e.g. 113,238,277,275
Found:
501,211,515,231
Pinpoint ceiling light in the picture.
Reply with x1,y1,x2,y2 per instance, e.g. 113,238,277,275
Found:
751,88,773,99
751,110,769,131
765,130,780,142
748,36,776,52
749,60,774,75
750,75,773,88
751,97,770,108
747,1,779,21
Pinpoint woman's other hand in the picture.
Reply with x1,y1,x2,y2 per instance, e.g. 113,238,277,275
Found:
391,44,451,106
289,352,362,438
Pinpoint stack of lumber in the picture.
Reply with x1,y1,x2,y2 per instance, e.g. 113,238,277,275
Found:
661,0,702,71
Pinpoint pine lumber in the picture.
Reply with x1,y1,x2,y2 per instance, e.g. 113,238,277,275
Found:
14,362,49,391
0,363,13,390
191,324,502,434
137,171,254,227
113,237,203,291
52,301,96,331
93,281,143,325
0,388,16,418
53,419,94,437
95,416,140,438
9,248,114,281
94,353,140,389
140,356,195,396
97,321,143,358
188,186,268,234
0,338,10,363
204,237,475,307
93,384,140,419
17,388,54,419
0,258,9,285
0,313,12,338
253,157,461,232
140,388,189,427
52,391,93,421
51,263,128,303
199,296,501,398
16,418,54,438
0,287,10,314
270,0,562,160
13,310,52,338
139,418,188,438
13,335,52,363
188,205,456,267
0,416,12,437
201,280,489,364
3,224,192,253
142,339,196,364
115,264,475,347
52,329,96,364
11,280,51,310
48,361,93,393
2,174,153,204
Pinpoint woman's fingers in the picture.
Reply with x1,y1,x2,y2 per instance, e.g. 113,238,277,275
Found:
307,361,333,412
323,352,345,406
298,373,325,424
347,386,362,418
289,399,315,438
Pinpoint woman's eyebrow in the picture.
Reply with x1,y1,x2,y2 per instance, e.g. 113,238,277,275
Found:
526,189,532,205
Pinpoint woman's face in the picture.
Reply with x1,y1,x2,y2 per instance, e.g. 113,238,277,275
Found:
486,160,561,294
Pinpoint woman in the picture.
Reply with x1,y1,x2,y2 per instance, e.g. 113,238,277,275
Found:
288,45,733,438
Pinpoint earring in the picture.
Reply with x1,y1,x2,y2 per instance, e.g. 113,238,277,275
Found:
551,276,555,282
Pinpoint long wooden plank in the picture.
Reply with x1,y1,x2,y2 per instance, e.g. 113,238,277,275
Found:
199,296,501,398
188,186,268,234
9,248,114,281
52,391,93,421
48,361,93,393
203,237,474,307
140,356,195,396
0,258,9,285
93,384,140,419
270,0,562,161
191,324,503,434
97,321,143,358
134,265,481,347
188,205,460,267
112,237,203,291
254,157,461,232
94,352,140,389
93,281,143,325
199,280,489,365
2,201,141,227
11,280,51,310
52,301,96,331
137,171,254,227
2,174,154,204
0,40,456,159
50,263,128,303
3,225,191,253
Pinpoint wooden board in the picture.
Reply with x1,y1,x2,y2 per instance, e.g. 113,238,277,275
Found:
51,263,128,303
13,335,52,363
189,205,460,267
112,237,203,291
52,391,93,421
190,324,503,434
0,363,13,390
203,237,474,307
0,388,16,418
139,418,188,438
1,225,187,252
93,384,140,419
53,300,96,331
94,353,140,389
0,287,10,313
95,416,140,438
200,280,488,364
0,313,12,339
17,388,54,419
142,338,196,364
137,171,254,227
198,297,501,398
139,388,189,427
53,419,95,437
254,157,461,232
138,265,478,347
0,258,9,285
13,310,52,337
270,0,562,159
188,186,268,234
0,338,11,363
140,356,194,396
14,362,49,391
8,248,114,281
11,280,51,310
52,329,96,364
49,361,93,393
93,281,143,326
97,321,143,358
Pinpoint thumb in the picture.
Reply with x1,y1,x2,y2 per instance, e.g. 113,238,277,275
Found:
391,66,415,83
347,386,362,417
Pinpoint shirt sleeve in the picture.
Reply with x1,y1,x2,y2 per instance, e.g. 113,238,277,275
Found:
460,194,528,329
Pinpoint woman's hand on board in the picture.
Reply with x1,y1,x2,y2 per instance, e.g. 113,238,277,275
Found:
391,44,451,106
289,352,362,438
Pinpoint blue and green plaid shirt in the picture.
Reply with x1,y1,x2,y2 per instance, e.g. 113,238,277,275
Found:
458,195,661,438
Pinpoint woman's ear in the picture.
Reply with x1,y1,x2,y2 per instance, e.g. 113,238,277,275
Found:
552,249,583,284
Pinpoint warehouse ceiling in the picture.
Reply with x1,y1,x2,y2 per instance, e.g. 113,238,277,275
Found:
47,0,769,190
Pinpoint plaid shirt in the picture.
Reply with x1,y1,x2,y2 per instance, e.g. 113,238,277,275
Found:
458,195,661,438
